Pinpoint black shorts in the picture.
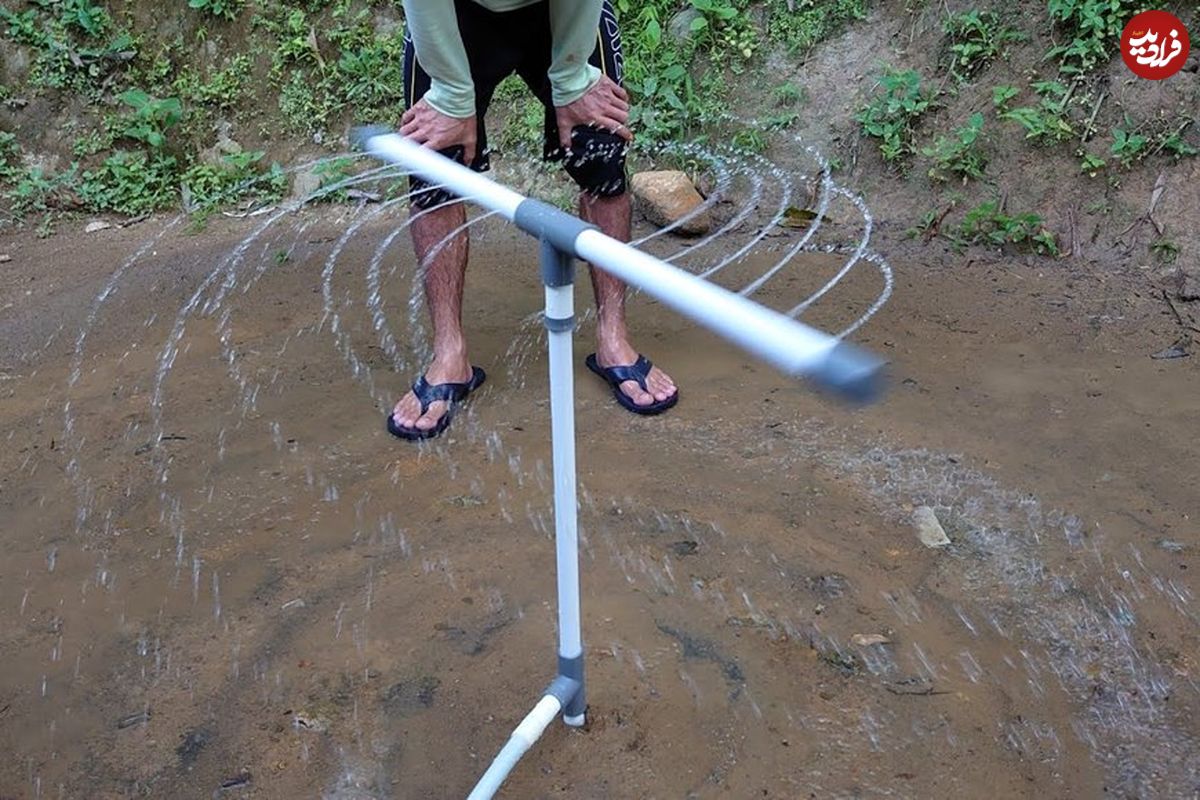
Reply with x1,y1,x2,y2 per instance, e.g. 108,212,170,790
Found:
402,0,627,208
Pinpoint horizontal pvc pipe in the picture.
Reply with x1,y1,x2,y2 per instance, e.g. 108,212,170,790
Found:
575,229,836,374
467,694,563,800
360,132,525,219
356,130,884,402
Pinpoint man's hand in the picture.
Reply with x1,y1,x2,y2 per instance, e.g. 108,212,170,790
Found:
400,98,478,164
554,75,632,153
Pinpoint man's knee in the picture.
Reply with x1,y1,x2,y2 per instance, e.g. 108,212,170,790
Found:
562,126,628,199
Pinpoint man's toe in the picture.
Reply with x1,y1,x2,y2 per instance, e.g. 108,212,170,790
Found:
620,380,653,406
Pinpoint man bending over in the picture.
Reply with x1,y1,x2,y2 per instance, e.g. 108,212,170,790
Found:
388,0,679,441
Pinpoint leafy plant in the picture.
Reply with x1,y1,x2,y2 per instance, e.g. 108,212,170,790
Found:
1001,81,1075,144
941,11,1024,82
955,199,1059,254
1079,152,1106,175
1110,120,1148,167
78,151,178,215
856,68,935,164
766,0,870,54
992,85,1020,110
188,0,245,22
772,80,807,107
1151,238,1180,264
921,112,988,182
0,131,19,183
182,151,286,212
1046,0,1143,74
115,90,183,149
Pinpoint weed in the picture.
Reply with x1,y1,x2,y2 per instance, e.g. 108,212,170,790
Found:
772,81,807,107
188,0,245,22
1046,0,1142,74
921,112,987,182
1110,120,1148,167
0,131,19,183
992,85,1020,110
856,68,935,165
954,199,1059,255
78,150,178,215
115,89,183,149
1078,152,1106,175
941,11,1024,82
766,0,870,54
1000,81,1075,144
1151,238,1180,264
731,127,768,153
182,151,286,212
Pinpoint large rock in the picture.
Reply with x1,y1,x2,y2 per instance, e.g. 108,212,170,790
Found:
291,168,322,201
630,170,710,236
667,8,704,43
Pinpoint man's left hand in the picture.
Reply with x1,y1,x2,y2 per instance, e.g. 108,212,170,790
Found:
554,75,633,153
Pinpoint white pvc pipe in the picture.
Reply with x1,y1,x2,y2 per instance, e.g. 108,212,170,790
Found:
363,133,525,219
573,229,839,376
467,694,563,800
361,132,853,385
545,282,585,722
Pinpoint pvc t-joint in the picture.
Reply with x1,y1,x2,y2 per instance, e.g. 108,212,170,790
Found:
557,654,586,719
515,198,595,258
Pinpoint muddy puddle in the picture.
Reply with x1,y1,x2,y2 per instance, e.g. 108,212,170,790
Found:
1,153,1198,799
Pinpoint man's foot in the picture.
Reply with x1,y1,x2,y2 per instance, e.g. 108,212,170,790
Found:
390,356,477,436
589,342,678,414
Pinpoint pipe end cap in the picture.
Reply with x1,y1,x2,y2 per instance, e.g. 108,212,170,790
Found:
350,124,392,152
817,342,886,405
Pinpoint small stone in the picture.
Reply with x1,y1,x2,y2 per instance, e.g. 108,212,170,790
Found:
630,171,710,236
0,254,10,263
670,540,699,557
913,506,951,547
667,8,704,42
291,169,322,201
445,494,485,508
291,710,329,733
850,633,891,646
85,220,112,233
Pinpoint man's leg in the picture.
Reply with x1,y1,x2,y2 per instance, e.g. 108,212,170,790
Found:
390,202,475,431
580,192,677,407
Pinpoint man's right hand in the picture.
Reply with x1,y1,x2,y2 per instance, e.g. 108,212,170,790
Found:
400,98,478,165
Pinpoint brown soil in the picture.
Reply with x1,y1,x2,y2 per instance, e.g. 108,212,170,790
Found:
1,196,1197,798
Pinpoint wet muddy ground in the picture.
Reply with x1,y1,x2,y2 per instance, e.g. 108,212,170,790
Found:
1,187,1198,799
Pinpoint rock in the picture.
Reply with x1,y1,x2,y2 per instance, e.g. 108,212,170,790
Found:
667,8,704,43
0,254,10,263
85,220,112,233
850,633,892,646
1177,267,1200,301
630,171,710,236
1150,337,1191,360
291,168,322,201
913,506,951,547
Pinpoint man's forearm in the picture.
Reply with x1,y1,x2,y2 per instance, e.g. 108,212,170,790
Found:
402,0,477,117
547,0,604,106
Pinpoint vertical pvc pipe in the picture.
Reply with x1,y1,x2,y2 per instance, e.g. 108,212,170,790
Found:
542,241,585,726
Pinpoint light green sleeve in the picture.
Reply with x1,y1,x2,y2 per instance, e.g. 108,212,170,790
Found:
547,0,604,107
401,0,476,118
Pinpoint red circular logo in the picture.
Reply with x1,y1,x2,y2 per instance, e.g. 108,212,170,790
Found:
1122,10,1190,80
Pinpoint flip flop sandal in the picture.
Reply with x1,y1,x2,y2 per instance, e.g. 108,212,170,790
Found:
387,366,487,441
585,354,678,416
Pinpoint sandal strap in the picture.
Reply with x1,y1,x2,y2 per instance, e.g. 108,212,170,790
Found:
599,355,653,392
411,375,471,414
